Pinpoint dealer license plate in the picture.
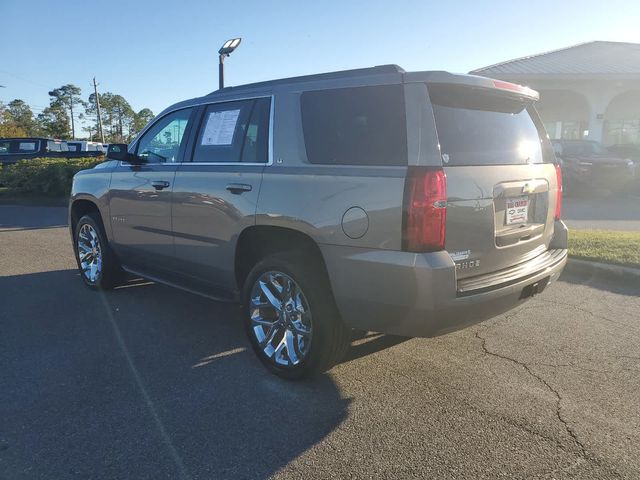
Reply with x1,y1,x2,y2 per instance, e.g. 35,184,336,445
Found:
506,196,529,225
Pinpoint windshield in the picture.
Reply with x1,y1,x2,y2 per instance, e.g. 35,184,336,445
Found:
429,84,552,166
561,141,608,155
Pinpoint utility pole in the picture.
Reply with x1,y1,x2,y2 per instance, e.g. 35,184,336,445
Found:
69,91,75,140
92,77,105,144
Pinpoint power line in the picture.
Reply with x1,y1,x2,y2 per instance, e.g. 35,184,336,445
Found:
0,70,49,88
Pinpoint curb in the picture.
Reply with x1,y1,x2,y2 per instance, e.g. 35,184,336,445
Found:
565,257,640,282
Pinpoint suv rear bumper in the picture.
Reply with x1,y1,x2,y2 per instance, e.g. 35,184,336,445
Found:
320,243,567,338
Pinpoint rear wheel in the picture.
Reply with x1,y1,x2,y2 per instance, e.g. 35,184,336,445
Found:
242,253,351,380
74,214,122,290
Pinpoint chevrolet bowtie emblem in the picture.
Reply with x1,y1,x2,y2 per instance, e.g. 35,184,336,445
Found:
522,183,535,194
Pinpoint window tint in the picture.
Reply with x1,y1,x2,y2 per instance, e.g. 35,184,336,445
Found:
192,98,270,163
300,85,407,166
429,83,552,166
560,141,607,156
0,140,39,154
136,108,192,163
47,141,66,152
242,98,270,163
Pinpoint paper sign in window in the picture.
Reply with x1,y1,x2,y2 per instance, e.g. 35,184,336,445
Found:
201,109,241,145
19,142,36,151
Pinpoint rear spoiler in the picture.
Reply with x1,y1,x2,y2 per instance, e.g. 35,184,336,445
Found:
404,71,539,101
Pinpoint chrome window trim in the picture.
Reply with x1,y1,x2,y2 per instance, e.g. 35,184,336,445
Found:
127,94,274,167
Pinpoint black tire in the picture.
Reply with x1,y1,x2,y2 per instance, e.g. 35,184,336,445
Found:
73,214,123,290
242,252,351,380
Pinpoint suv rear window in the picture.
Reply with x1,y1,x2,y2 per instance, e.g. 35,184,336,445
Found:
428,84,552,166
301,84,407,166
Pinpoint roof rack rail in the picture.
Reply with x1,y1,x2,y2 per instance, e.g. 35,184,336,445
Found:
208,64,405,94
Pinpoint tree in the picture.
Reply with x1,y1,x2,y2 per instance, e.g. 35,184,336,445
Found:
48,84,85,139
110,94,134,142
86,92,105,141
4,99,36,135
0,123,27,137
132,108,155,137
0,101,28,137
37,105,70,139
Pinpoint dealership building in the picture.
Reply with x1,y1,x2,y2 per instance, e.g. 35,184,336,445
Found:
471,41,640,146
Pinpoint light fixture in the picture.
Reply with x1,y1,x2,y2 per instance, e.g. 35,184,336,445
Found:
218,38,242,89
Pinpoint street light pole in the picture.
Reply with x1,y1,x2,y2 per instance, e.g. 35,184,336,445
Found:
219,54,225,89
217,38,241,90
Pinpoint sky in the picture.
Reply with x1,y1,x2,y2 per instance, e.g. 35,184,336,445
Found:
1,0,639,132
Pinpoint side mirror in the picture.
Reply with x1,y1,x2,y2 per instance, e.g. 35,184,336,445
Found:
107,143,143,163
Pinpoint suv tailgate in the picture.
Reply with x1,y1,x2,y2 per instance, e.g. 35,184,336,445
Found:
428,82,560,280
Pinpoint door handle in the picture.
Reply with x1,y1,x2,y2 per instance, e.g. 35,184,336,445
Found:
226,183,252,194
151,180,170,190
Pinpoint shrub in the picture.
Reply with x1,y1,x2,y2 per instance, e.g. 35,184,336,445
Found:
0,157,104,197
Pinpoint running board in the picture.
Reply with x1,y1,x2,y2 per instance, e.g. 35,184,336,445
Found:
121,265,239,303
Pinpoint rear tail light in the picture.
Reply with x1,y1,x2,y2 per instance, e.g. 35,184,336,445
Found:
554,163,562,220
402,167,447,252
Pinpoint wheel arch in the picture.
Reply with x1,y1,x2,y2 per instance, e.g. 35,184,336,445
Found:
234,225,331,294
69,196,108,240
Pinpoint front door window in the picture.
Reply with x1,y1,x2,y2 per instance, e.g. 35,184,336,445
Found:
135,108,192,163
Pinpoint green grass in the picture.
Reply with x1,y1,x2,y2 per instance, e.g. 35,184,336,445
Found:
569,229,640,269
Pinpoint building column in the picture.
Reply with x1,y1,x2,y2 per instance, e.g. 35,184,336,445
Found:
585,88,616,144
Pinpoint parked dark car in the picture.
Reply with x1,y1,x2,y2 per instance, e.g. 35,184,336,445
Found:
551,139,635,194
608,143,640,193
0,137,103,166
608,143,640,163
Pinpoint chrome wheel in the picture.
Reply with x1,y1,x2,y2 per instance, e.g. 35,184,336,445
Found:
77,223,102,283
249,271,313,367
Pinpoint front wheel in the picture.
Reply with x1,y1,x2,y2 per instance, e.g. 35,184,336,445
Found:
74,214,122,290
242,253,351,380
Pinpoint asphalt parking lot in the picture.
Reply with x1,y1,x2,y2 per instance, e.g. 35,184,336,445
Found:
1,205,639,479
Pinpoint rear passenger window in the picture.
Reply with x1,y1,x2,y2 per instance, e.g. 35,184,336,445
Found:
192,97,270,163
300,85,407,166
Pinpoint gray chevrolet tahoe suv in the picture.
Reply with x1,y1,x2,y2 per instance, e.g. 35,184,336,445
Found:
70,65,567,379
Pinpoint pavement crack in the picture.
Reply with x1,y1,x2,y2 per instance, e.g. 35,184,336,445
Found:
530,362,638,374
615,354,640,362
385,364,572,452
539,299,638,332
474,330,589,460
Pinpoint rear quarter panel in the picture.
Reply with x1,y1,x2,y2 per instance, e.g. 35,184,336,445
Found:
257,165,406,249
255,87,407,250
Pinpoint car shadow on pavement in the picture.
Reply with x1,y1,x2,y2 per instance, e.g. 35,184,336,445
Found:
0,269,351,480
0,205,68,230
559,269,640,296
343,331,409,363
